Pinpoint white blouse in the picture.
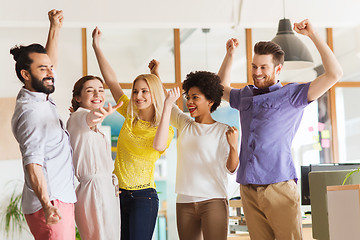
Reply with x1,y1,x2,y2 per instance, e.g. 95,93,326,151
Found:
170,105,238,203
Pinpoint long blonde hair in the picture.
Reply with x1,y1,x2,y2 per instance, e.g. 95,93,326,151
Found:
127,74,165,127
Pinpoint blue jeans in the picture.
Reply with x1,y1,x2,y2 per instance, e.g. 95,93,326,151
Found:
120,188,159,240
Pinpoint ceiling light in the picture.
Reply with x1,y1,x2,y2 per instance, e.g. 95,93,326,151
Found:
271,0,314,70
272,18,314,70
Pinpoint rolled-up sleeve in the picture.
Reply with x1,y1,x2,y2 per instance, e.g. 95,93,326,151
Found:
15,110,46,167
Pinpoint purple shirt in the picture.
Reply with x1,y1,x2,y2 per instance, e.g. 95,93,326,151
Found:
230,81,311,185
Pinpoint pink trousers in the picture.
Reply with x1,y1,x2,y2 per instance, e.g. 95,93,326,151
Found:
25,200,75,240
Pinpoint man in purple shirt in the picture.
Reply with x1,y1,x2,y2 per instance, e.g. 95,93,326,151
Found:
218,19,343,239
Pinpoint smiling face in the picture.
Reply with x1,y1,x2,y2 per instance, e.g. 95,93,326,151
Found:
75,79,105,110
186,86,213,120
132,79,153,110
26,52,55,94
252,54,281,89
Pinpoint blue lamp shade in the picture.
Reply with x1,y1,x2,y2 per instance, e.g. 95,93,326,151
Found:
272,19,314,70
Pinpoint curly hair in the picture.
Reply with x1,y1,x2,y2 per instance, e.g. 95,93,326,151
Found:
182,71,223,113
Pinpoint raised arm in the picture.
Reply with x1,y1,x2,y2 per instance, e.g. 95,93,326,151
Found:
218,38,239,102
225,126,239,173
92,27,124,103
26,164,61,225
153,87,180,151
148,59,168,96
293,19,343,102
149,59,160,79
45,9,63,69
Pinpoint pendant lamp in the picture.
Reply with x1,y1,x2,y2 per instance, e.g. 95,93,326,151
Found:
272,19,314,70
271,1,314,70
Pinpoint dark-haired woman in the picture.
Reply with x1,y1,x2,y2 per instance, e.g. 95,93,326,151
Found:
154,68,240,240
66,76,121,240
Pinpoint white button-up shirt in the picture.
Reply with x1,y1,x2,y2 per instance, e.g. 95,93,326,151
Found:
12,87,76,214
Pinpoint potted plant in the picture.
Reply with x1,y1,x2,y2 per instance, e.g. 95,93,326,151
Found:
342,167,360,185
0,183,28,239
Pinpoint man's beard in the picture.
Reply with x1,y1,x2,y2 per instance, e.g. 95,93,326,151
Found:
30,73,55,94
253,71,276,89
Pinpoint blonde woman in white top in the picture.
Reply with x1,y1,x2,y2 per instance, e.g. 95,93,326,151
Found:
67,75,121,240
153,65,240,240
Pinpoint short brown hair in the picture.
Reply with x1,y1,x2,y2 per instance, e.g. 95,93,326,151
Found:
254,41,285,66
71,75,104,111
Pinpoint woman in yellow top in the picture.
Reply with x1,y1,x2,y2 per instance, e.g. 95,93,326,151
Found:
92,27,174,240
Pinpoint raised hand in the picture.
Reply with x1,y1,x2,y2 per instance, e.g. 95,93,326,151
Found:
293,19,315,37
226,126,239,149
165,87,181,106
48,9,64,29
148,59,160,77
43,203,62,225
153,87,180,152
92,27,102,48
87,101,123,126
46,9,63,69
226,38,239,55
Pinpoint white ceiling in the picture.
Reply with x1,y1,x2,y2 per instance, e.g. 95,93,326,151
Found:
239,0,360,28
1,0,360,28
2,0,360,83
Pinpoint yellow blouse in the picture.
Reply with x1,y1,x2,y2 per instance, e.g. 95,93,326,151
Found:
114,94,174,190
